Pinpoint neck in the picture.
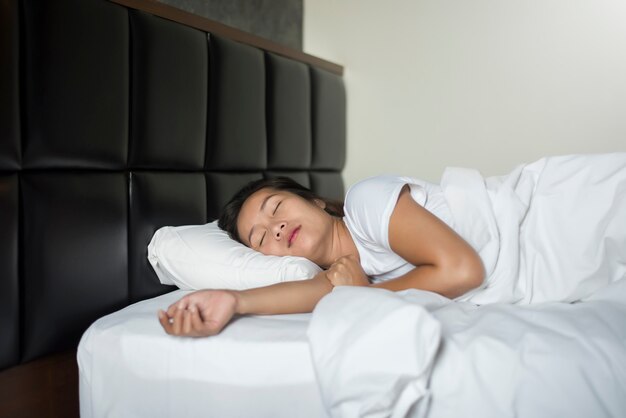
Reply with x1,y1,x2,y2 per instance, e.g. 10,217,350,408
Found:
322,217,358,268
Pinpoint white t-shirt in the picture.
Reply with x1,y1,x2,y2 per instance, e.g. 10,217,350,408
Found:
343,175,455,283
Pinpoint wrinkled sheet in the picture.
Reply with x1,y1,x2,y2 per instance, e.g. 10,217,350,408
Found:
442,153,626,304
308,281,626,418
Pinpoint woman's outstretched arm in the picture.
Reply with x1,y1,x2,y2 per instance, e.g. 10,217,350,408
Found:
158,271,334,337
372,185,485,298
236,271,334,314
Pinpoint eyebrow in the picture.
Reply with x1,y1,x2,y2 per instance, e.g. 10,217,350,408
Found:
247,193,277,246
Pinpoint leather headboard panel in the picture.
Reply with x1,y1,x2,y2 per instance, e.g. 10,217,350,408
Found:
0,0,20,171
129,10,208,169
22,0,129,170
0,0,345,369
267,53,313,170
21,173,129,361
312,67,347,170
129,172,208,302
207,35,267,170
0,175,19,367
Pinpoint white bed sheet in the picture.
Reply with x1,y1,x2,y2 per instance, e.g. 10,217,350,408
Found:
78,290,327,418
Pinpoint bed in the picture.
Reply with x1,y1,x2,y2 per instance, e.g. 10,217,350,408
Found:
2,1,625,418
77,281,626,418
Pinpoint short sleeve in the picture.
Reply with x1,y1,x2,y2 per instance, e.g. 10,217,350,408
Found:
344,175,426,251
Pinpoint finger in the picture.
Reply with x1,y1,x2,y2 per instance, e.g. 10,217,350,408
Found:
329,275,341,285
168,293,196,314
166,302,177,316
182,310,192,335
331,266,347,278
171,307,184,335
176,296,192,311
190,308,205,334
324,270,337,284
157,310,173,334
328,273,343,286
167,301,181,317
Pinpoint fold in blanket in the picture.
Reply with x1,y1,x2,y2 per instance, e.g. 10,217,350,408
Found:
307,287,446,418
441,153,626,304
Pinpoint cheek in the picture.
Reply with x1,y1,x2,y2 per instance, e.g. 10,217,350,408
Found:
260,241,284,257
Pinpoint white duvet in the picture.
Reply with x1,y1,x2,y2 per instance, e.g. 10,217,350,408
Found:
442,153,626,305
308,282,626,418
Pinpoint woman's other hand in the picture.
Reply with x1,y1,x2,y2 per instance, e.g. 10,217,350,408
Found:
326,254,370,287
158,290,238,337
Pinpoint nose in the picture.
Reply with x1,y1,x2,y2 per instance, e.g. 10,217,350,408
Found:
272,221,286,240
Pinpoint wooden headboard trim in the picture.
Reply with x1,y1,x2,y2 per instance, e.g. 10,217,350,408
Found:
108,0,344,76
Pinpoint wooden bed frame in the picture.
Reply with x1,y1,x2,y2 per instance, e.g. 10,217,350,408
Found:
0,0,345,416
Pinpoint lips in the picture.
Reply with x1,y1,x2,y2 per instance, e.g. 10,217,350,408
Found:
288,226,301,247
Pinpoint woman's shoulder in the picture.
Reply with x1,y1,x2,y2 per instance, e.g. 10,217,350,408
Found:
345,175,425,205
345,175,424,221
344,175,425,248
346,175,408,199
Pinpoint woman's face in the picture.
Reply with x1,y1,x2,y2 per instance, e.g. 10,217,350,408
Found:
236,188,333,264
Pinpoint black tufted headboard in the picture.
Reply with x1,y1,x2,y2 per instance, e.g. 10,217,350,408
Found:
0,0,345,415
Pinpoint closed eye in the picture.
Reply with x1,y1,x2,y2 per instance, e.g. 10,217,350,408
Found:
273,201,282,215
259,231,266,247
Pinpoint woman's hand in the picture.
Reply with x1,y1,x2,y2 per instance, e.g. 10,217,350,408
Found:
325,254,370,287
158,289,239,337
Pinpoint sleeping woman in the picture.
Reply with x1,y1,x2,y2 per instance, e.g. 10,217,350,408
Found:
158,153,626,337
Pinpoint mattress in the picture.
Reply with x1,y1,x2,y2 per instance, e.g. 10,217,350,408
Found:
78,290,327,418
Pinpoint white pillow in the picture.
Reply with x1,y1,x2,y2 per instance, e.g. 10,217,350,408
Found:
147,221,322,290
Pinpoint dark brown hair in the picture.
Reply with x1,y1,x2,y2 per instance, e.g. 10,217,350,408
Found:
218,177,344,244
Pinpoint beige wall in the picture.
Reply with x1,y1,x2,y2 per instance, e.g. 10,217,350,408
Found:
304,0,626,187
